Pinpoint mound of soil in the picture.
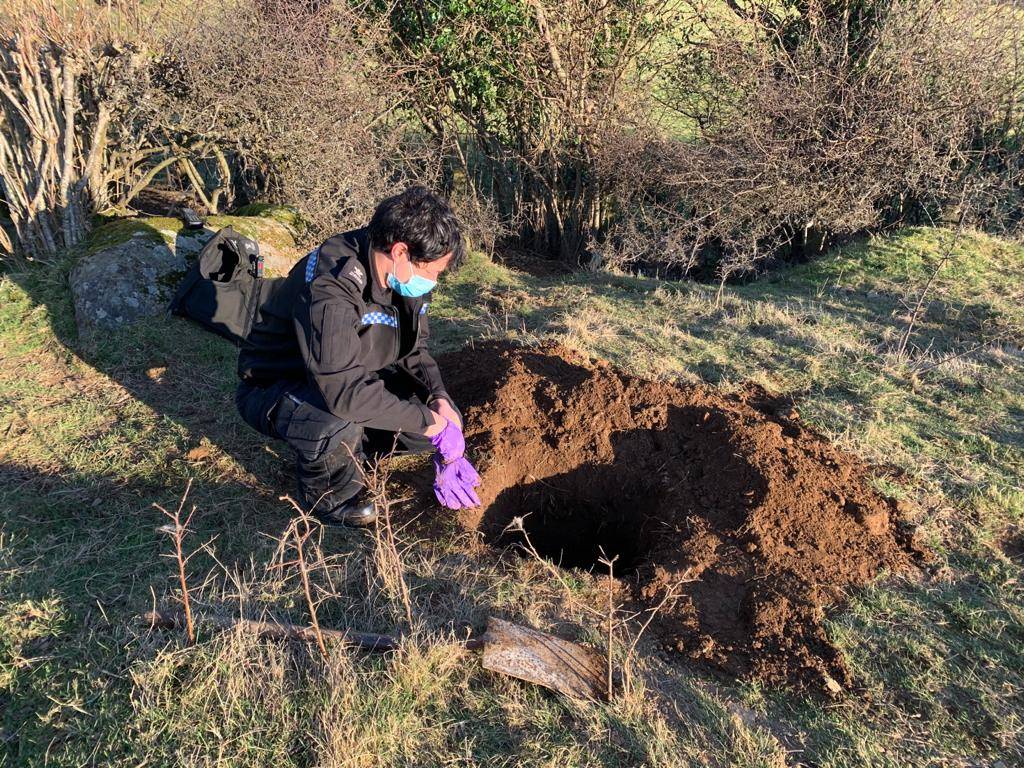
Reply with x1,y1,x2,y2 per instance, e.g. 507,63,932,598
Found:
441,342,921,689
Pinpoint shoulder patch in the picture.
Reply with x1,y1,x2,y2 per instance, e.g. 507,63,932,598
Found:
304,248,320,283
338,257,367,290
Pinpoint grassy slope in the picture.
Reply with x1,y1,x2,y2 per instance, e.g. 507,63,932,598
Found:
1,227,1022,767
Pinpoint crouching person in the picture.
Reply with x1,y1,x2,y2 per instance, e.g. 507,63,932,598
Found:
235,186,481,527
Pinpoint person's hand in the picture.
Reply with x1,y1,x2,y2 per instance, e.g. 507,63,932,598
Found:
433,454,481,509
430,419,465,462
423,409,447,438
427,412,480,510
430,398,462,430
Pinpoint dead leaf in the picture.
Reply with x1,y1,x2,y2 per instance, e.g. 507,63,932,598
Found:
186,446,212,462
823,673,842,694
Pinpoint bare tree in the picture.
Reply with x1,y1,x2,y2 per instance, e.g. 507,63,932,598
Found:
0,2,149,259
380,0,682,263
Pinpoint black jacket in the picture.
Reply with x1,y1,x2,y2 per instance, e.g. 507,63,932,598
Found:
238,228,448,433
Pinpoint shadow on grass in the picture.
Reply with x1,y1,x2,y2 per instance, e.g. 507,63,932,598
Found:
0,237,388,761
3,257,657,765
0,460,270,760
0,461,663,767
3,220,310,499
4,227,1023,764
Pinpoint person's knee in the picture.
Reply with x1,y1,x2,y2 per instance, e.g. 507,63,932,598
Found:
274,391,361,463
236,381,277,437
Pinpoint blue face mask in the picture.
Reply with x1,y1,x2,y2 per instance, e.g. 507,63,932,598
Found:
387,270,436,298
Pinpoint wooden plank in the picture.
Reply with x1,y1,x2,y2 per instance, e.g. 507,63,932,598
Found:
481,617,608,701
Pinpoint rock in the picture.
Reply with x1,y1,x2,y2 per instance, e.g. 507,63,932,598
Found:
71,231,187,335
71,209,301,336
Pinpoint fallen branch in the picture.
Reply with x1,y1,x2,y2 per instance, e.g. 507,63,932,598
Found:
141,610,400,652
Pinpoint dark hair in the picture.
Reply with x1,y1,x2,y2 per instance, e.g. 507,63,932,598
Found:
368,185,465,267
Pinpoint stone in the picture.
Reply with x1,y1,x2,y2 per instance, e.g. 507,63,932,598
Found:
71,209,301,336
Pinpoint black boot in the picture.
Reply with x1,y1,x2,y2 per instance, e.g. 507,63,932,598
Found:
255,385,379,528
293,447,374,525
312,494,378,528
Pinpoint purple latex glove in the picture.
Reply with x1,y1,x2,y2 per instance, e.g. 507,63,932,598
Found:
433,454,482,509
429,419,465,462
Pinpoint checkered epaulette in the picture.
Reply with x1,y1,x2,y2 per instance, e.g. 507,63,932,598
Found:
360,311,398,328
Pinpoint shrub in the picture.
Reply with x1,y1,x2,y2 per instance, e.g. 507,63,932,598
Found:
0,0,452,258
151,0,442,241
2,0,1020,269
605,0,1024,281
374,0,678,264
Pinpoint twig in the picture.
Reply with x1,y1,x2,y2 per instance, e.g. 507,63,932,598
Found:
597,548,618,701
626,575,689,662
502,516,602,619
177,157,216,212
627,573,697,696
358,441,415,629
896,206,968,360
279,496,328,658
153,479,196,643
295,517,327,659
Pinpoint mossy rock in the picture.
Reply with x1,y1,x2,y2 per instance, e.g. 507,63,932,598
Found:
230,203,304,231
72,212,302,337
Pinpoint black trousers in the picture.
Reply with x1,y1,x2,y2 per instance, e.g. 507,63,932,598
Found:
236,367,437,514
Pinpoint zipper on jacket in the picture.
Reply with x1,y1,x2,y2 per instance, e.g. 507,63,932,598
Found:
413,301,423,348
389,306,400,361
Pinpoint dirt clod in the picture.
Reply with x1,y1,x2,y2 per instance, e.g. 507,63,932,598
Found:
441,341,922,689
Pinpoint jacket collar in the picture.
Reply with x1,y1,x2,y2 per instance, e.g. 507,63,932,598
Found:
348,227,426,310
351,229,392,305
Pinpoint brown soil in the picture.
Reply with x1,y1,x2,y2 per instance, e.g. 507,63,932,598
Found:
440,341,923,690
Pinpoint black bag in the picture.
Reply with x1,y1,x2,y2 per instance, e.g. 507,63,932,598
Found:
168,227,265,345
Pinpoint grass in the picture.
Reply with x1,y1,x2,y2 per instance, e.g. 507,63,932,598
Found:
1,225,1022,766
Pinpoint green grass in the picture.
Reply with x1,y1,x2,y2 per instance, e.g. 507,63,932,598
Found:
1,226,1022,766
